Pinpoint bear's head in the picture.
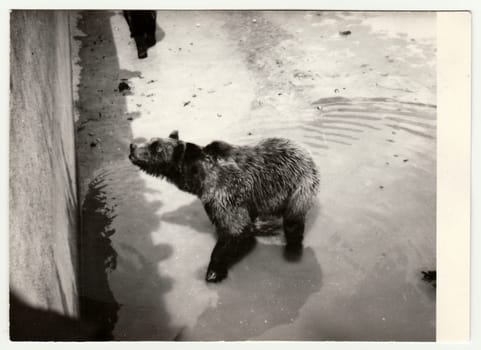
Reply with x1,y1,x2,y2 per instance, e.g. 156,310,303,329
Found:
129,130,185,177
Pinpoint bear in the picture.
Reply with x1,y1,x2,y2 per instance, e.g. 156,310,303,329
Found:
129,131,320,282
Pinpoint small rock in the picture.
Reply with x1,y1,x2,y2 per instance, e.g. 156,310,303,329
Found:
394,154,399,157
136,104,142,107
421,270,436,287
118,82,130,92
88,132,94,136
183,101,191,107
90,142,97,147
147,80,155,84
278,92,283,96
192,94,197,98
403,159,409,162
339,30,352,36
196,23,200,27
334,88,340,93
127,117,133,121
217,113,222,118
252,19,257,23
316,106,323,111
379,185,384,189
248,132,252,136
95,138,101,142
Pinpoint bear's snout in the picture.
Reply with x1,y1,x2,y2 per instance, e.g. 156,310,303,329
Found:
129,142,152,164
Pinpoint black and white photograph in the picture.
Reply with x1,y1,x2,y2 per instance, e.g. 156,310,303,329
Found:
5,5,472,343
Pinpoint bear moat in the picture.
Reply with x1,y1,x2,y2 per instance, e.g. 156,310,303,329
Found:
74,11,436,341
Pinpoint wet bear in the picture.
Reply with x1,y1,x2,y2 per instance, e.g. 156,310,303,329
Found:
129,131,320,282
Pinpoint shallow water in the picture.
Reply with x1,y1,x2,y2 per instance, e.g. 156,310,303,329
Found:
80,95,436,340
75,10,436,341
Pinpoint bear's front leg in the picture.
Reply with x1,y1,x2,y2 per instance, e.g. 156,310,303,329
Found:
206,232,256,283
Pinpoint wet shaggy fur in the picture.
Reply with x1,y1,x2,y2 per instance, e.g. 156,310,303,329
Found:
129,131,320,282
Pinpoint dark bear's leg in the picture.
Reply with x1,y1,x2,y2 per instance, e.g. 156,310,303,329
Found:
206,231,256,283
126,11,156,59
283,181,317,261
283,215,305,262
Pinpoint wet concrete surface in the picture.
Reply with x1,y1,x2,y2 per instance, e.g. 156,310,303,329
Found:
73,10,436,341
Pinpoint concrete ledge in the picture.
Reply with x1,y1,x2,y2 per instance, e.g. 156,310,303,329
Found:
9,10,79,326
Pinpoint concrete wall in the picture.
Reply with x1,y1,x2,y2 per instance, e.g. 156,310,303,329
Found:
9,10,79,322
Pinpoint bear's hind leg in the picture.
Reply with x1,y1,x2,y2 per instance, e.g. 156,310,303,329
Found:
283,215,305,262
283,180,317,262
206,230,256,283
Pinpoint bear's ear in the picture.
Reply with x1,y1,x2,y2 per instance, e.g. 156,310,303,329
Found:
168,130,179,140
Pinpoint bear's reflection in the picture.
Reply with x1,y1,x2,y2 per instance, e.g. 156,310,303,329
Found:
180,245,322,341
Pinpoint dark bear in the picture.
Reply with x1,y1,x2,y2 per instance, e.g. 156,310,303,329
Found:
123,10,157,59
129,131,320,282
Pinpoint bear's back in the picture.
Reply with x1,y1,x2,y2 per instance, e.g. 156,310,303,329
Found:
249,138,318,189
204,138,318,215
